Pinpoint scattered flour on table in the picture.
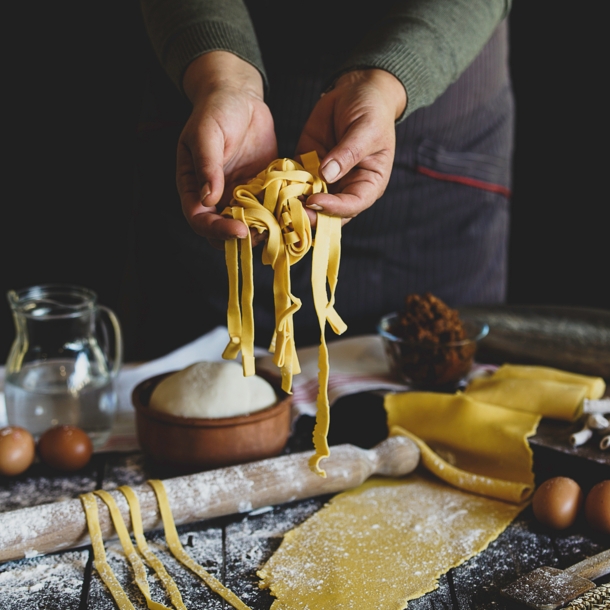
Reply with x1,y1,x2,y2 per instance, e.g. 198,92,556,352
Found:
87,524,229,610
554,533,605,561
229,499,326,569
223,499,326,606
0,551,87,609
102,453,151,489
0,474,96,512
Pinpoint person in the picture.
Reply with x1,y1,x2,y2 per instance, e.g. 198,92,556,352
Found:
132,0,513,359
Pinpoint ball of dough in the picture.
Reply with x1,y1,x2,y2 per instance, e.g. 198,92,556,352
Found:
149,361,277,418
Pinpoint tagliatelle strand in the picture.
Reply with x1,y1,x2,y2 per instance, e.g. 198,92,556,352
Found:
117,485,187,610
79,493,136,610
221,152,346,475
147,479,252,610
222,234,242,361
309,212,346,476
93,490,172,610
235,205,255,377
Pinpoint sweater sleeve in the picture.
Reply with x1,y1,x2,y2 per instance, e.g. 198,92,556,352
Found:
140,0,266,92
334,0,512,121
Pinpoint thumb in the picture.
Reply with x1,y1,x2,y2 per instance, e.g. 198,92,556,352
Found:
318,117,373,184
177,119,226,210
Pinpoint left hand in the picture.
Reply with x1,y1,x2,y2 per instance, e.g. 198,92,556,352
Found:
177,51,277,249
296,69,407,227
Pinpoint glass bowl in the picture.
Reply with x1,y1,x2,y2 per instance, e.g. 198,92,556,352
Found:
378,312,489,389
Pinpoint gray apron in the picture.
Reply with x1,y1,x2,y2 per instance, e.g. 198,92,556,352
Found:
131,21,513,358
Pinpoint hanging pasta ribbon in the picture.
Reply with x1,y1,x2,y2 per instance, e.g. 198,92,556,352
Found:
309,211,346,475
222,151,346,475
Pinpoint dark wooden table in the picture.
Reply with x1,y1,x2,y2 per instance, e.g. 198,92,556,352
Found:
1,396,609,610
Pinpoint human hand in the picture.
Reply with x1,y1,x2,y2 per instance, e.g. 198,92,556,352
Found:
296,69,407,226
177,51,277,248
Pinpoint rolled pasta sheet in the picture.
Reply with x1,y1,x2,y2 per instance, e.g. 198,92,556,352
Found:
385,391,539,501
464,377,587,421
491,364,606,400
391,426,533,504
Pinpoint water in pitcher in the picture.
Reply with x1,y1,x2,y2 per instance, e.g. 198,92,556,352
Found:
4,359,117,448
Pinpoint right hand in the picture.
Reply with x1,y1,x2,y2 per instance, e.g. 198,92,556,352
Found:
177,51,277,248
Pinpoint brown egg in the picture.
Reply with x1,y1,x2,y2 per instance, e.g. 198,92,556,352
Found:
0,426,36,476
37,425,93,471
584,480,610,534
532,476,583,530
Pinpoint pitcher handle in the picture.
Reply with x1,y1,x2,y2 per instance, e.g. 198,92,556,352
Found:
98,305,123,378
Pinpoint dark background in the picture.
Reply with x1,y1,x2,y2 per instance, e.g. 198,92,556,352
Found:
1,2,607,362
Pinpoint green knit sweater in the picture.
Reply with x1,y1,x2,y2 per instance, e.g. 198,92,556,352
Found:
140,0,511,120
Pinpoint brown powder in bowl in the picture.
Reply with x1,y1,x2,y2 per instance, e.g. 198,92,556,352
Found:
395,293,466,345
385,293,474,388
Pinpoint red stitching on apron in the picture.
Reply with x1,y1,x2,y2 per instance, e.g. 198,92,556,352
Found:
417,165,512,198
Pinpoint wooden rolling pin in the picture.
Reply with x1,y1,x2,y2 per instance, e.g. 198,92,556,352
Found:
0,436,419,563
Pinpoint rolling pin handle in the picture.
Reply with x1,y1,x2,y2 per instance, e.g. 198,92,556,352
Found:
565,548,610,581
369,436,420,477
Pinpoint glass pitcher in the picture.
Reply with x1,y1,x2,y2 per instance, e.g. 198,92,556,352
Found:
4,284,123,448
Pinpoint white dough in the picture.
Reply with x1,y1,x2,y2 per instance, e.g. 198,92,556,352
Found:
149,361,277,418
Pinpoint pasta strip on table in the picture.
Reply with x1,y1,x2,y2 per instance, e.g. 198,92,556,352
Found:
148,479,252,610
80,492,136,610
117,485,187,610
222,151,346,475
80,485,249,609
93,490,172,610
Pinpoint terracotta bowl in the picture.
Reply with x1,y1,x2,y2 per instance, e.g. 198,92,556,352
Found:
132,370,292,472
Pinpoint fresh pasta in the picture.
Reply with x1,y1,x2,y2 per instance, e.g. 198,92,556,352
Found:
80,481,252,610
221,151,346,476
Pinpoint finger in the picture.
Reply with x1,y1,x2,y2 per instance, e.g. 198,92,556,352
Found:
188,210,249,241
208,238,226,251
306,170,383,218
251,228,268,247
176,121,225,210
318,117,379,184
210,228,267,251
295,93,333,160
306,191,366,219
304,206,352,229
201,220,266,249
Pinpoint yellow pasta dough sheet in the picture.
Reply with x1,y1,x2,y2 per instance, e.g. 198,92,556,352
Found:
463,376,587,421
462,363,606,422
490,364,606,399
258,473,523,609
385,391,539,503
